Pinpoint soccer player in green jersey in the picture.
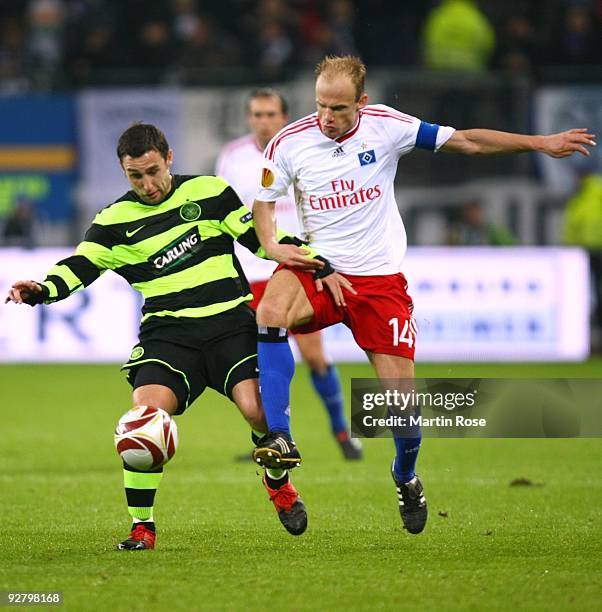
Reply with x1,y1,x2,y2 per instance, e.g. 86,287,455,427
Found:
5,123,338,548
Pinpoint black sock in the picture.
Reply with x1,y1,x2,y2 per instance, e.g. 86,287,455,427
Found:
265,469,289,489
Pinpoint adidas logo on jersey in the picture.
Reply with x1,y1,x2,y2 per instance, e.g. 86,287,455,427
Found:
332,146,345,158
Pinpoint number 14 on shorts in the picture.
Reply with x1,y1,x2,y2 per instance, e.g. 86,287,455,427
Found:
388,317,417,347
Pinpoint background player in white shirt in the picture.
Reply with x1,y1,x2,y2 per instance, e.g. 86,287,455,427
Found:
251,56,596,535
215,89,362,460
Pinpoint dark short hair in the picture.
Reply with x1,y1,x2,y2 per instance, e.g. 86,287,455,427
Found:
116,123,169,161
247,88,288,115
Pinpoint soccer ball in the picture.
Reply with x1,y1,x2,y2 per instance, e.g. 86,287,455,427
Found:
114,406,178,470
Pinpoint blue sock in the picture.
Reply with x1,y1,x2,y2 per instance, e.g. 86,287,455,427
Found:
310,365,348,435
258,327,295,437
392,433,422,483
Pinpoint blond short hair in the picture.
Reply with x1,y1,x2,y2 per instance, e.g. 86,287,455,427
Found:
315,55,366,101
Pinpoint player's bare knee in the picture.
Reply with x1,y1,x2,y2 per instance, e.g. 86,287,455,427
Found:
299,342,328,371
132,384,179,415
304,353,329,373
296,332,326,370
256,297,288,328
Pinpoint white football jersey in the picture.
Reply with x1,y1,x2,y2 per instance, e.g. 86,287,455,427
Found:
215,134,300,282
257,104,455,275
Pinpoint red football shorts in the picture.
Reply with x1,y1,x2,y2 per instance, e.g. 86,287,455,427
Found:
249,280,269,311
272,267,417,360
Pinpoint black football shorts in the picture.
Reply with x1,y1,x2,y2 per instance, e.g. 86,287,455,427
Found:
122,305,258,414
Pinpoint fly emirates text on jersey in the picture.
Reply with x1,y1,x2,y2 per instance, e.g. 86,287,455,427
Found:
308,179,382,211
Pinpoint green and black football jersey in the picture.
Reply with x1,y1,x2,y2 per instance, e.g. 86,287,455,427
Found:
37,174,316,326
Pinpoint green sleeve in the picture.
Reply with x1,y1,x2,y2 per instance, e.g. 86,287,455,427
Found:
220,204,320,260
40,227,115,304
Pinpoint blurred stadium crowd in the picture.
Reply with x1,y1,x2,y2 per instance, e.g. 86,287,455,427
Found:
1,0,602,347
1,0,601,91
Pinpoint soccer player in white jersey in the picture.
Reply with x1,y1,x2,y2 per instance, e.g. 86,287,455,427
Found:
251,55,596,535
215,88,362,461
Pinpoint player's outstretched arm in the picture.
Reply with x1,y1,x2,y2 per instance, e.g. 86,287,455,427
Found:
5,233,113,307
441,128,596,158
253,199,322,271
5,280,44,305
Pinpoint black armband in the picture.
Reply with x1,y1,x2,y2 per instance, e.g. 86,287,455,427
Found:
313,256,335,280
279,235,308,247
22,282,49,306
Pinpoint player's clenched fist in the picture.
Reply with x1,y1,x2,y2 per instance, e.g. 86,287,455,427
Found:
5,280,43,305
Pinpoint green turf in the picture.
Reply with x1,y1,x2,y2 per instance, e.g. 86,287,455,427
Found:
1,362,601,611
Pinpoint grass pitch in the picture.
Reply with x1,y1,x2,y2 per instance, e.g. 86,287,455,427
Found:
1,361,601,611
